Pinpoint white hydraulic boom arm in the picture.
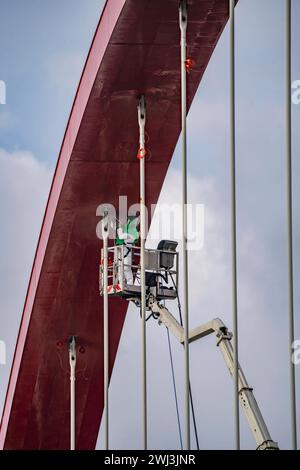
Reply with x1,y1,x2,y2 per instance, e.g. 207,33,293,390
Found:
147,295,279,450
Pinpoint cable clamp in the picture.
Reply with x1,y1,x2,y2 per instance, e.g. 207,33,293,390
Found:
185,58,195,73
137,147,147,159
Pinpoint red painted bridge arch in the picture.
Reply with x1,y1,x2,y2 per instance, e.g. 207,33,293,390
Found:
0,0,231,449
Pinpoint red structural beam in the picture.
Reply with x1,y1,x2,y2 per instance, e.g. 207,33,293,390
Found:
0,0,231,449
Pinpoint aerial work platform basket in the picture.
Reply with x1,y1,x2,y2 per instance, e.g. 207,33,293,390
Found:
99,240,179,302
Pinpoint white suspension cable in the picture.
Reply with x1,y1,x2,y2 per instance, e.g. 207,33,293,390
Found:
229,0,240,450
102,209,109,450
138,96,147,450
69,336,76,451
179,0,190,451
286,0,297,450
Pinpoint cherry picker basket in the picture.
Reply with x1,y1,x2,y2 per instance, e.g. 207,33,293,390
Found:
99,240,179,302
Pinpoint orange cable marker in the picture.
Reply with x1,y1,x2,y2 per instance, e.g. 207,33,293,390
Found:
137,147,146,159
185,57,195,73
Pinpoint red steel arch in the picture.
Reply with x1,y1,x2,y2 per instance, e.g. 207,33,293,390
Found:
0,0,231,449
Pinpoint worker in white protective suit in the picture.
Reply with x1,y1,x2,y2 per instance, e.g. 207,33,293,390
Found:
115,217,139,285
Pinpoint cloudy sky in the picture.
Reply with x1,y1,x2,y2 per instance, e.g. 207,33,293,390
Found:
0,0,299,450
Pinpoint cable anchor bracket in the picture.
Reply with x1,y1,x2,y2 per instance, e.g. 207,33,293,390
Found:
137,96,146,160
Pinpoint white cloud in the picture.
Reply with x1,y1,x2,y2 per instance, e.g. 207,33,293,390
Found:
0,148,53,418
